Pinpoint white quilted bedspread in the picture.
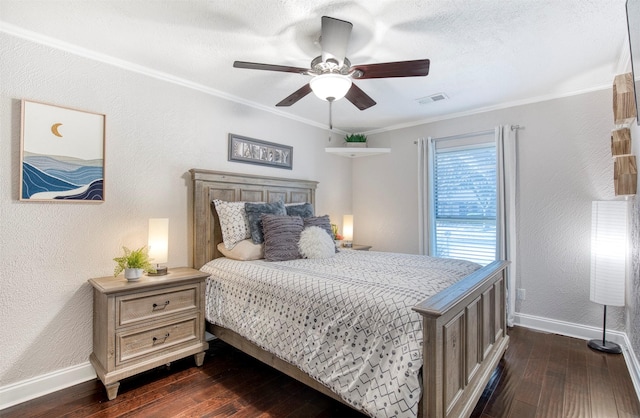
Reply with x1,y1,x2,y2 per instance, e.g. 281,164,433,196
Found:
201,250,480,418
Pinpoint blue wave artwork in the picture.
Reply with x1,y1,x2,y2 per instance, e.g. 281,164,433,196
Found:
22,154,103,200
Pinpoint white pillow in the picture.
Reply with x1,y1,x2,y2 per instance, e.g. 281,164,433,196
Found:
217,239,264,261
212,200,251,249
298,226,336,259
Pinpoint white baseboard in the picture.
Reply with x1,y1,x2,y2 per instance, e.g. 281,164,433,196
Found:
0,362,96,410
514,312,640,401
2,314,638,410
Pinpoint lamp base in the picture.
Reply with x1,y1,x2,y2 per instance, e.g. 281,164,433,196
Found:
148,266,168,276
587,339,622,354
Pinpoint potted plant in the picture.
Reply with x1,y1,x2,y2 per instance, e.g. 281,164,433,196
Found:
113,246,156,280
331,223,344,247
344,133,367,148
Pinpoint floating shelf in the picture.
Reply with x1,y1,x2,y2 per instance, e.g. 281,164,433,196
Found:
325,147,391,158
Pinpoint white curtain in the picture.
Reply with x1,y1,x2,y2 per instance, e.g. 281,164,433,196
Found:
417,137,430,255
496,125,518,327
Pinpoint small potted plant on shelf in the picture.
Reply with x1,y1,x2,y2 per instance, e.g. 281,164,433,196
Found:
113,246,156,281
344,133,367,148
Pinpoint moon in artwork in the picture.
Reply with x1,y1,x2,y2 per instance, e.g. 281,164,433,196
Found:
51,123,63,137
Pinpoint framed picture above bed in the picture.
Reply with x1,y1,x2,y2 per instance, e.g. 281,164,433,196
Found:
228,133,293,170
20,100,106,202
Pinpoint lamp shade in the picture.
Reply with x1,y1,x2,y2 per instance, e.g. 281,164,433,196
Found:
148,218,169,264
343,214,354,242
309,74,352,101
590,201,627,307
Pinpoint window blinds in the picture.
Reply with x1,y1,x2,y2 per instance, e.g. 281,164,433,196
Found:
433,144,497,265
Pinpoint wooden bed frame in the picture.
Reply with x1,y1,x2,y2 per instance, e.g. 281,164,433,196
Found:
190,168,509,418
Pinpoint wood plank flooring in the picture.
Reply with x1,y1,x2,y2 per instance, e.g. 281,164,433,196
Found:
2,326,639,417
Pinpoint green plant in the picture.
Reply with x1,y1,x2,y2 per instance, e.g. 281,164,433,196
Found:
344,133,367,143
113,246,156,276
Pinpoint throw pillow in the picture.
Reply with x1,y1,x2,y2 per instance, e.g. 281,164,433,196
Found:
302,215,333,238
217,239,264,261
261,214,303,261
245,201,286,244
303,215,338,252
298,226,336,259
285,202,314,218
212,199,251,250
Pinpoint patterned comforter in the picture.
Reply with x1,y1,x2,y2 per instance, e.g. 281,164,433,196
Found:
201,250,480,418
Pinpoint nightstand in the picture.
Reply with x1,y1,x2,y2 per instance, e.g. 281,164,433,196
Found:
88,267,209,400
350,244,372,251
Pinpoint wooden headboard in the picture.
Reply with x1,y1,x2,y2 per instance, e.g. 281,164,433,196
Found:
190,169,318,269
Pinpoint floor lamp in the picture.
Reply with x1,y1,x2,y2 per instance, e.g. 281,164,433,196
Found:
588,200,628,354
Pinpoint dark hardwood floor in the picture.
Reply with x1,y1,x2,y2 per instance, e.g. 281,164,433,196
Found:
2,327,639,418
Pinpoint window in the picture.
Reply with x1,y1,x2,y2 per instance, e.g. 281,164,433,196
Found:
430,135,497,265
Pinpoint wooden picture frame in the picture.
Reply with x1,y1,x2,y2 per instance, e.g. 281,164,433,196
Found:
20,100,106,202
228,133,292,170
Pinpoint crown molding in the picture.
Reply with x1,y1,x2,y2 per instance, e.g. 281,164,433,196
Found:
0,21,333,131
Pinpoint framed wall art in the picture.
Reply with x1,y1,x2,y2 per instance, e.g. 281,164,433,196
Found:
20,100,105,202
228,133,292,170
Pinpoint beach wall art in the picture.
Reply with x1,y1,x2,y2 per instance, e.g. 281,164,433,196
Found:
20,100,105,202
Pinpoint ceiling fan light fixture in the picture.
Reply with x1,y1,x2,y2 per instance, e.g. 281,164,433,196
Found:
309,73,352,101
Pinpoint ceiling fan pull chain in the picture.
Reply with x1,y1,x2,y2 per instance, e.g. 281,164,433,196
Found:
329,98,333,130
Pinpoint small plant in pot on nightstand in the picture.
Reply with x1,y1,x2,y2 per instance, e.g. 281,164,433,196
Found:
113,246,156,280
344,133,367,148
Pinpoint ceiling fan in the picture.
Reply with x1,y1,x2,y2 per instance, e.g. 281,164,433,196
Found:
233,16,430,111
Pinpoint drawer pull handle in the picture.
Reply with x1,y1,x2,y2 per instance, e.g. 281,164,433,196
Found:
152,301,170,310
153,333,170,344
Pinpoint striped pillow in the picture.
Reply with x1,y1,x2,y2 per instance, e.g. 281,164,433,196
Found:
261,214,304,261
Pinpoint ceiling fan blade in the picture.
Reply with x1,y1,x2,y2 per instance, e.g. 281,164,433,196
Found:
276,84,313,107
351,59,430,79
320,16,353,66
345,83,376,110
233,61,309,75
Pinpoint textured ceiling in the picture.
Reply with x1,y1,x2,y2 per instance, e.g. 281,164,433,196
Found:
0,0,630,133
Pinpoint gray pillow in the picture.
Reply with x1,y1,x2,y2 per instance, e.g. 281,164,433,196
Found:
303,215,333,239
285,202,314,218
245,201,286,244
261,214,304,261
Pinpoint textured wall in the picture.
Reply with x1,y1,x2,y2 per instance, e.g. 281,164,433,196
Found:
0,33,353,387
355,89,627,332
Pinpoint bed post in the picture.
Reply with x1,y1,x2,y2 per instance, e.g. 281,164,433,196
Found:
414,261,509,418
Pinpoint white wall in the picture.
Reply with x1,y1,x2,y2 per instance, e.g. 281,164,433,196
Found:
353,89,631,333
0,33,353,388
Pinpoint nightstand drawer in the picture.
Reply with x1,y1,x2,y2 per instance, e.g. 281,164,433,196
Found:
117,317,199,364
117,284,198,327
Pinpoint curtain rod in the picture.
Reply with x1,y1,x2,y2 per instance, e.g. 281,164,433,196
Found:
413,125,524,144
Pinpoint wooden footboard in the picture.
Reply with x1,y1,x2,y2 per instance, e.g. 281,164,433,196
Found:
413,260,509,418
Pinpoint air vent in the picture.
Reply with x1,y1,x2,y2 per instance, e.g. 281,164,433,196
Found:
416,93,448,105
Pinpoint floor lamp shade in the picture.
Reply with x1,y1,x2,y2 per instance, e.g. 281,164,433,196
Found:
148,218,169,275
590,201,628,307
588,200,627,354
